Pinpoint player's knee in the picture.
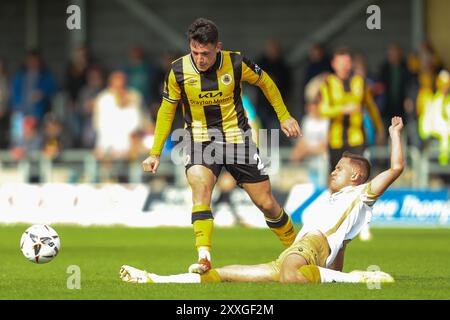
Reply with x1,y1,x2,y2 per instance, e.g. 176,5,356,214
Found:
191,182,213,200
279,257,310,284
255,196,277,214
193,183,212,194
279,269,309,284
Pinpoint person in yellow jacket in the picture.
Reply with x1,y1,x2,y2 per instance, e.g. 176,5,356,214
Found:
319,47,384,172
421,70,450,164
417,73,435,140
141,18,301,274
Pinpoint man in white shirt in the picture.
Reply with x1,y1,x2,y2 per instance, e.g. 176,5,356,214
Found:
120,117,404,284
290,76,329,186
94,71,142,159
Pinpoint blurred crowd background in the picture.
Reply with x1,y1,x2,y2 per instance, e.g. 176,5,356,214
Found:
0,0,449,190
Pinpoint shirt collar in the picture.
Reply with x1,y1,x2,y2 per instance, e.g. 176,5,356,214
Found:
330,185,356,199
189,51,223,74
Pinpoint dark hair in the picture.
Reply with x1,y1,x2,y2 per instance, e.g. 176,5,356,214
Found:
333,46,352,58
342,151,371,184
187,18,219,45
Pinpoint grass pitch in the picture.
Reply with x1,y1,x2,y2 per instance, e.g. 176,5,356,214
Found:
0,225,449,300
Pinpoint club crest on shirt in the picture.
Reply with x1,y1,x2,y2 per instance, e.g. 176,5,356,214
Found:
186,78,198,86
220,73,233,85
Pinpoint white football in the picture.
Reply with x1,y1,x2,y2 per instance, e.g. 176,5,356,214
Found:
20,225,61,264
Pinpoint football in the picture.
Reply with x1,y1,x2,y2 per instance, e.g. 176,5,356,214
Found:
20,225,61,264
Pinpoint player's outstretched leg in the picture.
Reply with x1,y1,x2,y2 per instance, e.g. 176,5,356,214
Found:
278,255,394,284
296,265,395,284
215,263,275,282
120,265,222,283
243,180,296,247
119,263,276,284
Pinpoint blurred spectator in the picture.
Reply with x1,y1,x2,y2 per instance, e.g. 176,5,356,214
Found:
0,58,10,148
9,116,42,161
291,74,329,186
10,50,57,123
65,45,92,104
93,71,144,182
405,41,443,149
420,41,443,66
254,39,292,146
354,53,385,146
41,113,72,160
420,70,450,165
93,71,143,161
379,43,411,131
407,41,443,79
415,72,435,141
319,47,384,172
303,43,332,89
123,46,155,107
406,72,433,149
64,45,93,147
78,66,105,148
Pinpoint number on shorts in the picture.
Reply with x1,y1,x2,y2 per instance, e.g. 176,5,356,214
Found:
253,153,264,170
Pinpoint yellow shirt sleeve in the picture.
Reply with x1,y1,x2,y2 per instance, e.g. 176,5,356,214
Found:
150,67,180,156
364,85,384,134
319,76,365,118
319,80,345,118
150,99,177,156
241,56,291,122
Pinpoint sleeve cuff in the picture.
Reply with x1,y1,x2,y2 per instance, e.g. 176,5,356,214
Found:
162,96,179,104
150,149,161,156
278,111,292,122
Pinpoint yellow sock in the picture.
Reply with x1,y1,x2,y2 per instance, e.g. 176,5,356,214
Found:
299,265,321,283
200,269,222,283
192,204,214,249
265,209,296,247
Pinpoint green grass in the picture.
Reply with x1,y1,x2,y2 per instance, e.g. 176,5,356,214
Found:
0,225,449,299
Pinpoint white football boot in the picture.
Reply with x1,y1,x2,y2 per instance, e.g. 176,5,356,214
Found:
119,265,154,283
350,270,395,283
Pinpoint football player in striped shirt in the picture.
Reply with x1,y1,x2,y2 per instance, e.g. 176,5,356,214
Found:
141,18,301,274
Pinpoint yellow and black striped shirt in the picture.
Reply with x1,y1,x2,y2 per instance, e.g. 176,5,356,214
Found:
150,50,291,155
319,73,384,149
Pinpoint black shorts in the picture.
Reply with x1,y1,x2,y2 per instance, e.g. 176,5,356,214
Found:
184,140,269,186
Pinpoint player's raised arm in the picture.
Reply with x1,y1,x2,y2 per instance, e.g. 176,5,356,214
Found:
369,117,405,196
241,56,301,138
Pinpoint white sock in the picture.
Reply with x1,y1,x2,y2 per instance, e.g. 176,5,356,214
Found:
359,223,372,241
151,273,201,283
317,267,362,283
198,247,211,261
